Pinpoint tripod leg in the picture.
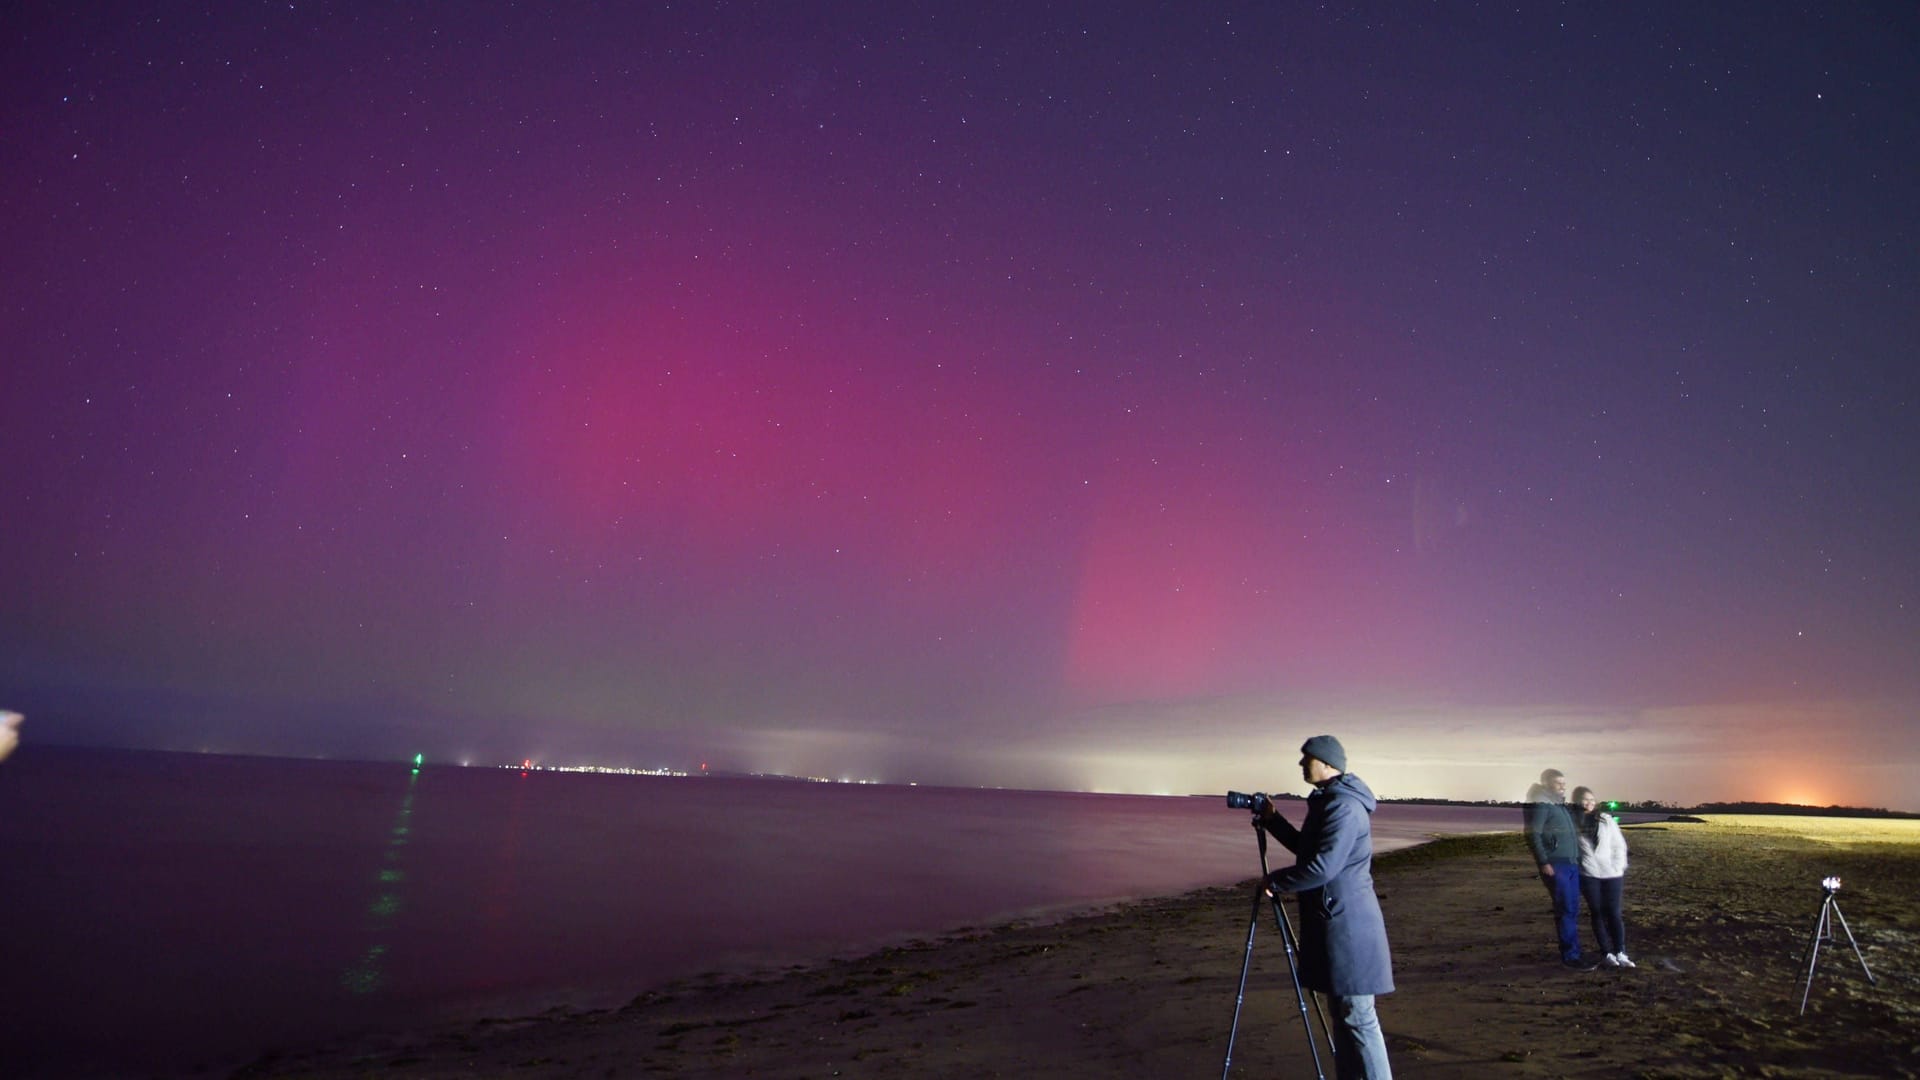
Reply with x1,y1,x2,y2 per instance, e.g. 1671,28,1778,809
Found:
1269,894,1329,1080
1221,885,1265,1079
1829,903,1877,985
1798,897,1831,1015
1273,897,1338,1060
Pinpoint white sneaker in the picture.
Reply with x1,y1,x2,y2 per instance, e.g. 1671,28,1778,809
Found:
1616,952,1636,968
1601,953,1622,967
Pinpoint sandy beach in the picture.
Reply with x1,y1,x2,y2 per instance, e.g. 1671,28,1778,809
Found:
249,816,1919,1079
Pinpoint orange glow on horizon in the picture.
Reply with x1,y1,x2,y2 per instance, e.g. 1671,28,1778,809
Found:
1762,783,1836,809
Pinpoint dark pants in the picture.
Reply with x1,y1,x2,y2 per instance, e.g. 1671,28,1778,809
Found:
1543,859,1583,960
1580,874,1626,955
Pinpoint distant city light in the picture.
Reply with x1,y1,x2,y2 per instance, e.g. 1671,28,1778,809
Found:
497,761,692,777
483,760,889,784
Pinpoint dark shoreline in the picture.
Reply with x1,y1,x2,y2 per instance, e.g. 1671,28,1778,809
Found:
247,815,1920,1078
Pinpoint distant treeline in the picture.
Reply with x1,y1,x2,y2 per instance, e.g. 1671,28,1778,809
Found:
1374,796,1919,820
1682,801,1919,819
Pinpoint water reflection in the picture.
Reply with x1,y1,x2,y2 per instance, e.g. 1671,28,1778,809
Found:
470,766,529,993
340,765,419,994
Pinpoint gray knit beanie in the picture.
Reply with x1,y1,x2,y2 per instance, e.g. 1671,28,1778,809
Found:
1299,734,1347,772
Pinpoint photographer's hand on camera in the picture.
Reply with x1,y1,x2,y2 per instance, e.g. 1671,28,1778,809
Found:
1258,802,1301,850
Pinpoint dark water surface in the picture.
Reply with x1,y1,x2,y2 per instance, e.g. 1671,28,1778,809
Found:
0,748,1518,1076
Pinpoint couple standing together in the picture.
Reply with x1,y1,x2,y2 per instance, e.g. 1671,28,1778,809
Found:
1525,768,1632,970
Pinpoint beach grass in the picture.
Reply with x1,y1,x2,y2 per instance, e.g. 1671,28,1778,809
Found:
251,816,1919,1078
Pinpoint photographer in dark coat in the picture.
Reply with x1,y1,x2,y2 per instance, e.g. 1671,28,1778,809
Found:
1259,734,1394,1079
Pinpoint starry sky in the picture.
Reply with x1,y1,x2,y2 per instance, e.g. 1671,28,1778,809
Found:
4,2,1917,810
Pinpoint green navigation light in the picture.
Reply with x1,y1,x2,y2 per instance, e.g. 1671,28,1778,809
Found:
413,753,423,768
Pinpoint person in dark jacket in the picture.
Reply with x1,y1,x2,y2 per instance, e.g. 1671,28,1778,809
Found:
1524,768,1595,970
1259,734,1394,1079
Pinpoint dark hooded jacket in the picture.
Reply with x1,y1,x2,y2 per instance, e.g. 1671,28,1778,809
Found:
1262,772,1395,996
1523,782,1581,866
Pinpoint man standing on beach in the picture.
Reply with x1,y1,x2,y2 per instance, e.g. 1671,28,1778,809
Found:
1525,768,1595,970
1260,734,1395,1079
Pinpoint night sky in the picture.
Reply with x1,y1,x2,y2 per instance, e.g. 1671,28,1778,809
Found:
5,3,1917,810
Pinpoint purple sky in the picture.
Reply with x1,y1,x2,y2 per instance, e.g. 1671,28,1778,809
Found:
4,3,1917,809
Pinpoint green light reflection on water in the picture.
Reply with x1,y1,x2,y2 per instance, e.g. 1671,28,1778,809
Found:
340,767,418,995
340,944,388,994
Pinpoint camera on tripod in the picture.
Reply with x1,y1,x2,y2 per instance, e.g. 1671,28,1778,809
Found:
1800,874,1874,1014
1221,787,1330,1078
1225,790,1272,815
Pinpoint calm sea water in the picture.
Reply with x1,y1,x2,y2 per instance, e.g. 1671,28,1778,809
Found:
0,747,1519,1076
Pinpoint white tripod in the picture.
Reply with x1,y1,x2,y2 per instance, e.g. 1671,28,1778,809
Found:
1797,876,1875,1015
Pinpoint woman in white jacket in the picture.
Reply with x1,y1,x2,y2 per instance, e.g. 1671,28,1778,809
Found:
1571,786,1633,968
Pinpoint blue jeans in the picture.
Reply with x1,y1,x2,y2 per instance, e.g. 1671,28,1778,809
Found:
1331,994,1393,1079
1545,859,1584,960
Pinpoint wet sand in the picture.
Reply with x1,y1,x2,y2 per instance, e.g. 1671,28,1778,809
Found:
248,816,1919,1078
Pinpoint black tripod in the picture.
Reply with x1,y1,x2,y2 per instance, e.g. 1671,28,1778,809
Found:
1222,814,1335,1079
1797,876,1875,1015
